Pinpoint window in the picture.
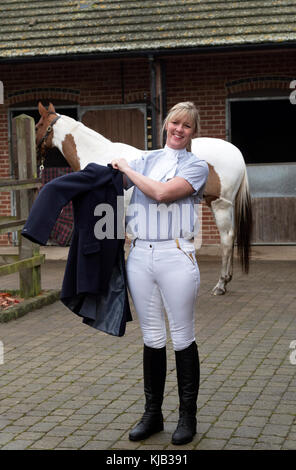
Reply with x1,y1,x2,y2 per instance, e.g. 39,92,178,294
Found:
229,98,296,164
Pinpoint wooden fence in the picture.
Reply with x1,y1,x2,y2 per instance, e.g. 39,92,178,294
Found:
0,114,44,298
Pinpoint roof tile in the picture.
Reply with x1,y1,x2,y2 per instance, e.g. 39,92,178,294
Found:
0,0,295,59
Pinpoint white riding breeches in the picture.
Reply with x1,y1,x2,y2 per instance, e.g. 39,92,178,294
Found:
126,239,200,351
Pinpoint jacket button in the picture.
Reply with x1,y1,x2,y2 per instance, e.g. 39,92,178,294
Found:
149,244,152,248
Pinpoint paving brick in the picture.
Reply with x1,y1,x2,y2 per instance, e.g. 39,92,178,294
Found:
226,437,256,448
1,439,34,450
195,437,228,450
205,426,234,439
95,429,125,441
47,425,78,437
282,440,296,450
56,435,91,449
233,425,263,439
29,436,65,449
241,416,268,427
261,423,290,437
269,414,295,426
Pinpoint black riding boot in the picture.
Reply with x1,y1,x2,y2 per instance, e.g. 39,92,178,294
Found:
172,341,200,445
129,344,166,441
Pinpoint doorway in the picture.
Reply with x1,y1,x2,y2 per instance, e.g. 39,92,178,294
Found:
228,97,296,244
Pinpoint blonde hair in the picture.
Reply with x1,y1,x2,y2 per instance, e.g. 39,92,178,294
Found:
162,102,200,143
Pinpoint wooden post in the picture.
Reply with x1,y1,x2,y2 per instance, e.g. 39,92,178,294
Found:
149,57,166,149
12,114,41,298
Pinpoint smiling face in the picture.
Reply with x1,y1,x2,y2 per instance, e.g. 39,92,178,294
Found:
165,112,195,150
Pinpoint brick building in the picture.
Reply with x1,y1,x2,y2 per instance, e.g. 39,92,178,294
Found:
0,1,295,247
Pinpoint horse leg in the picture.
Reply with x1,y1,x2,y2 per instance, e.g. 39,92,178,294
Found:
210,198,234,295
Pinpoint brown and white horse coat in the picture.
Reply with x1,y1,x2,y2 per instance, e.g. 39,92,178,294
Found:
36,102,252,295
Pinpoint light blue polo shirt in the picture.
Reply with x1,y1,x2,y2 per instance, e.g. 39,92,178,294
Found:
125,146,209,241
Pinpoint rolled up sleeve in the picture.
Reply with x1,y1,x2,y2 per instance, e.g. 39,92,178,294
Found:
124,156,145,189
176,159,209,199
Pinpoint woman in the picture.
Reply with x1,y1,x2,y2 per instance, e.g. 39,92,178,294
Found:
111,102,209,445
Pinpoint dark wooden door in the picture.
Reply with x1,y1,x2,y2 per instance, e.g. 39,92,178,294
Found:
82,108,146,150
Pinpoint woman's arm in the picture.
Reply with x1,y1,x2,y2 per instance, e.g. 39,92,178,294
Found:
112,158,194,203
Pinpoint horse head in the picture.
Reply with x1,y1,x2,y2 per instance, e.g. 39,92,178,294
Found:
35,102,61,166
36,102,82,171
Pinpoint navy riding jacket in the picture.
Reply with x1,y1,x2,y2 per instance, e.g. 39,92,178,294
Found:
21,163,132,337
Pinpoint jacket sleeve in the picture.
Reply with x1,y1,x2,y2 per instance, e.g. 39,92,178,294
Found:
21,164,113,245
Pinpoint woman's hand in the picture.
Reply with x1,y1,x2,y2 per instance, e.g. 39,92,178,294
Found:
111,158,130,173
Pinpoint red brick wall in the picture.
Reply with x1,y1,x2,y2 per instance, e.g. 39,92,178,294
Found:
0,49,295,246
165,49,296,246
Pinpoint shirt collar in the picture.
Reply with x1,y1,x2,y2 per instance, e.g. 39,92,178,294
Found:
164,145,187,160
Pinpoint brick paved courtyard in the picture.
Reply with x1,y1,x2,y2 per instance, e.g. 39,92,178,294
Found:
0,257,295,450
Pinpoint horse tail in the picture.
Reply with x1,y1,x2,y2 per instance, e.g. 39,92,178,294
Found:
235,167,253,273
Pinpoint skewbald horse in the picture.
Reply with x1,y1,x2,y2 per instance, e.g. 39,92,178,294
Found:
35,102,253,295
